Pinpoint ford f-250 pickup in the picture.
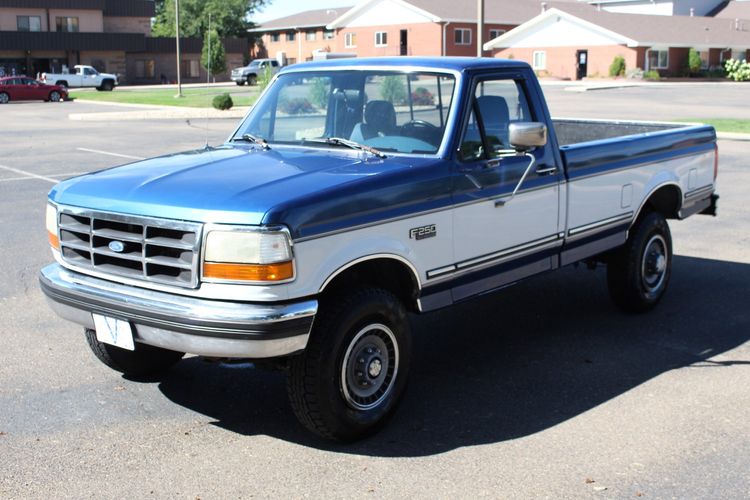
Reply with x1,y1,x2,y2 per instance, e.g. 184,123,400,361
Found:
41,57,718,441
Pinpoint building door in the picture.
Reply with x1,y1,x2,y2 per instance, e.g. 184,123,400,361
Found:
400,30,408,56
576,50,588,80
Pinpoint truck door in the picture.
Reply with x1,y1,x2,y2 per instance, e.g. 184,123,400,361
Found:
448,75,563,302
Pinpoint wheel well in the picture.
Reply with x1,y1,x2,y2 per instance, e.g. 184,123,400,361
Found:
640,184,681,221
55,80,68,86
321,258,420,311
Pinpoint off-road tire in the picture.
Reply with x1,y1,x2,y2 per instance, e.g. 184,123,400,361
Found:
84,328,184,377
607,211,672,312
287,287,412,442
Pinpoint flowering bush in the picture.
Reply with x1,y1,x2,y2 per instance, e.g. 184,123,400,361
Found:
410,87,434,105
724,58,750,82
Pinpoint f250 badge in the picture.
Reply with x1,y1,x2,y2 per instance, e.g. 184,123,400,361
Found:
409,224,437,240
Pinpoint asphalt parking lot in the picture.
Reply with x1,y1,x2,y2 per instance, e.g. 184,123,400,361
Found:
1,84,749,498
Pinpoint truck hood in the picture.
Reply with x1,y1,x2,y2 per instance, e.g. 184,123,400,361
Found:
49,144,434,227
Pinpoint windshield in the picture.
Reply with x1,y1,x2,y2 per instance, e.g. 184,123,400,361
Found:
248,61,261,67
233,69,457,155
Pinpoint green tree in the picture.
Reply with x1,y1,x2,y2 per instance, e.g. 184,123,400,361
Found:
688,48,702,75
201,29,226,76
380,75,406,104
152,0,266,38
608,55,626,77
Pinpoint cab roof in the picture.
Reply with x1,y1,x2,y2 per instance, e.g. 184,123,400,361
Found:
280,56,530,73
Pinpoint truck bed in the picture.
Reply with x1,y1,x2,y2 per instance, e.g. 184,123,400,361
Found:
554,119,716,176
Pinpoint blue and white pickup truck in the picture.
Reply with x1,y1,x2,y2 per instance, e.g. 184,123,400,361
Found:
41,57,718,441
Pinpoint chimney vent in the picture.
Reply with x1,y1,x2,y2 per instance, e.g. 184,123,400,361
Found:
542,2,548,13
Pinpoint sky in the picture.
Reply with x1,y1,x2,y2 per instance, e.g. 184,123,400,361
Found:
249,0,357,24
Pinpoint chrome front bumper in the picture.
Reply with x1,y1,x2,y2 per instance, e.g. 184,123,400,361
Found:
39,264,317,358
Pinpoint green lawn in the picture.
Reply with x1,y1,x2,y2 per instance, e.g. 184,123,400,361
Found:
69,86,259,108
675,119,750,134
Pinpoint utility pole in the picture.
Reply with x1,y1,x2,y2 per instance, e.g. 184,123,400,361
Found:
207,13,211,85
175,0,183,97
477,0,484,57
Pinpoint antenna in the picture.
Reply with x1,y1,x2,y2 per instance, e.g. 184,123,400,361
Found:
205,12,211,149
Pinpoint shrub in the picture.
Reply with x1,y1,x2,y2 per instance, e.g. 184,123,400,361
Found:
309,77,329,108
410,87,434,105
380,75,406,104
609,55,626,77
626,67,644,79
644,70,661,81
212,93,233,110
278,97,313,114
687,48,703,76
724,58,750,81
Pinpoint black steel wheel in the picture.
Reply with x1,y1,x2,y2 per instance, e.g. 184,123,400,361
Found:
287,287,411,441
607,211,673,312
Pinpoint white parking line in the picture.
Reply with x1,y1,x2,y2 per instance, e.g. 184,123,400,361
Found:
0,172,89,183
0,165,58,183
76,147,145,160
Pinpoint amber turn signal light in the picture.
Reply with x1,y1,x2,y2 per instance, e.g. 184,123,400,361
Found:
203,261,294,282
48,231,60,250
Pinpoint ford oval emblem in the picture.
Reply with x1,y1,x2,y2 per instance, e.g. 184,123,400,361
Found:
108,241,125,253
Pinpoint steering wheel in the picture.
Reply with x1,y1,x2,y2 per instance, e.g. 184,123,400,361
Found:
401,120,438,132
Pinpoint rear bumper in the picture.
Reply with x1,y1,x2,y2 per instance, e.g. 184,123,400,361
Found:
39,264,317,359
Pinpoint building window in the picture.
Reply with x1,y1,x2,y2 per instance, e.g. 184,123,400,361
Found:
324,30,334,40
489,29,505,39
56,17,79,33
305,31,316,41
532,51,546,70
375,31,387,47
454,28,472,45
182,60,200,78
135,60,155,78
17,16,41,32
270,33,280,43
286,31,296,42
647,49,668,69
344,32,357,48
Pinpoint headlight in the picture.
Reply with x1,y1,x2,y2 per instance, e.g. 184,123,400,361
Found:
202,226,294,283
46,203,59,250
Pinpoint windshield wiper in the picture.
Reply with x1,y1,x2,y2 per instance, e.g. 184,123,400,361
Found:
303,137,386,159
232,133,270,150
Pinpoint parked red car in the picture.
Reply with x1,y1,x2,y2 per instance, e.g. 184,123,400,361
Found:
0,76,68,104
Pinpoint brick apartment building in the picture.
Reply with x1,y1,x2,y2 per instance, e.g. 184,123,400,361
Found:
0,0,246,84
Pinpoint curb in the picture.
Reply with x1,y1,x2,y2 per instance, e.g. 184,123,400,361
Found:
717,132,750,141
69,106,250,121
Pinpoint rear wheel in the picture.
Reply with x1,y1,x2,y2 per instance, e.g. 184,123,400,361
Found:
49,90,61,102
0,92,8,104
607,211,672,312
84,328,184,377
55,80,68,89
287,288,412,441
247,75,257,86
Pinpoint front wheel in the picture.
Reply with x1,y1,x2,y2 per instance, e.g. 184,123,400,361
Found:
84,328,184,377
0,92,8,104
607,211,672,312
98,80,114,91
287,288,412,441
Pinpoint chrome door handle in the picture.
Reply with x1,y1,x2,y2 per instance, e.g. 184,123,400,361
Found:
535,166,557,175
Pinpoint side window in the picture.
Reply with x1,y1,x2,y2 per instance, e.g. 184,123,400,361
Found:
459,78,532,162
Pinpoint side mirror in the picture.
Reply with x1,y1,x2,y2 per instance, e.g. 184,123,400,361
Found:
509,122,547,152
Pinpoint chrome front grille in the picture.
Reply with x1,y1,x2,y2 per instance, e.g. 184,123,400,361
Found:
56,207,202,288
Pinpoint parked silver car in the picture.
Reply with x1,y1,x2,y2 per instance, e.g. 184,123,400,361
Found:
231,58,280,86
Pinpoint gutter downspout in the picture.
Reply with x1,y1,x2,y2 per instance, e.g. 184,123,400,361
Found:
443,21,451,56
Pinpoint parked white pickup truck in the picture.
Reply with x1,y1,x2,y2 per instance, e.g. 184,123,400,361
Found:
41,57,719,441
41,65,118,91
